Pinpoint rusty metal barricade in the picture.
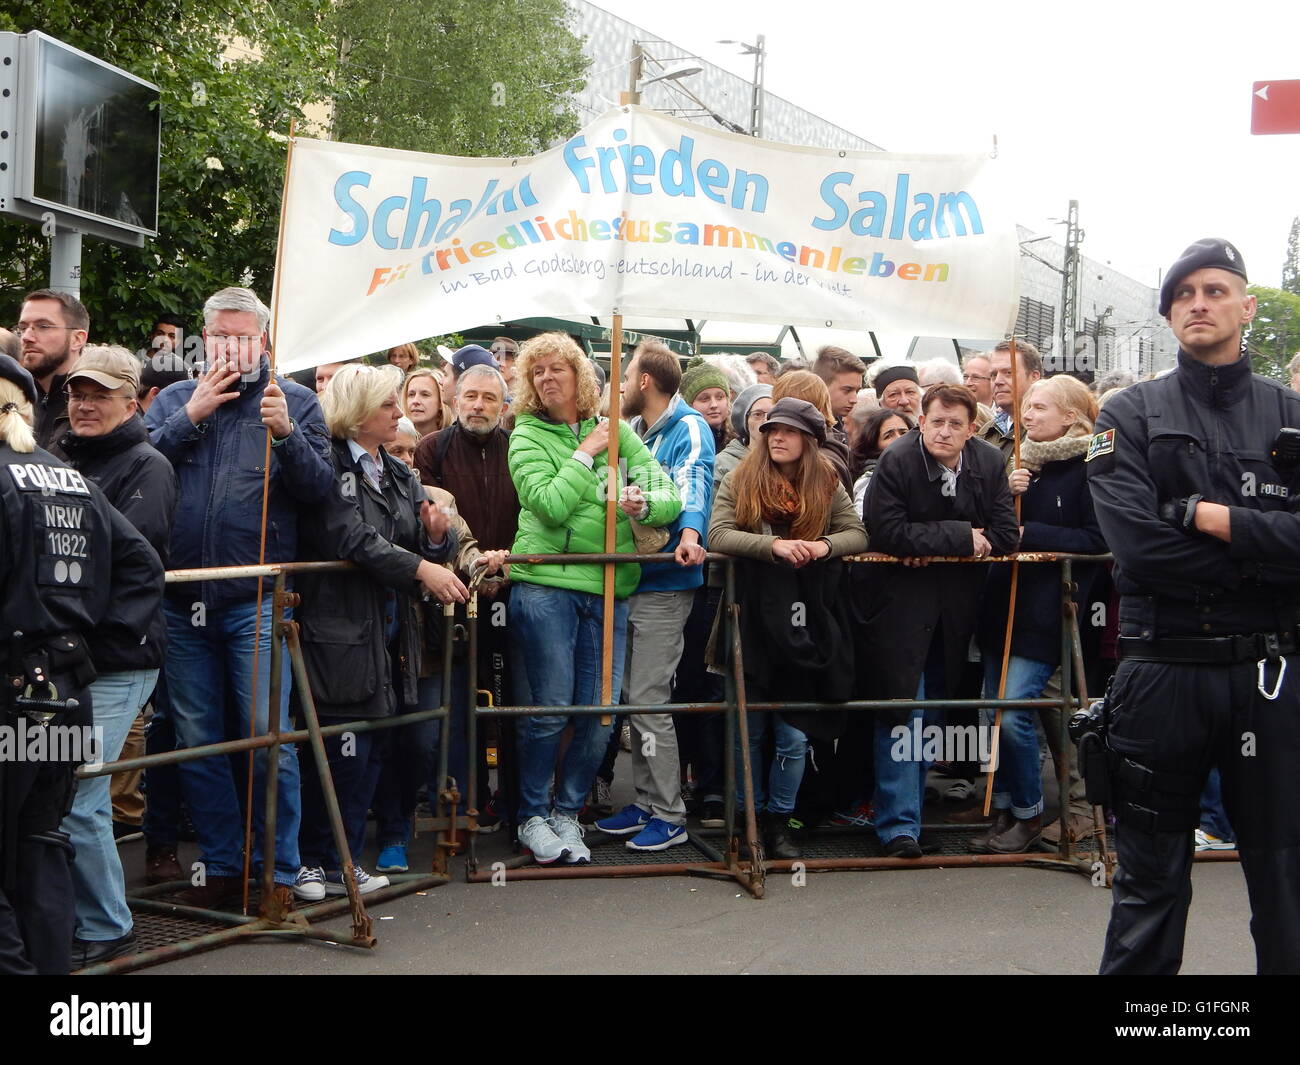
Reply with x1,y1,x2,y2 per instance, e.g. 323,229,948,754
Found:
74,560,461,974
459,549,1211,897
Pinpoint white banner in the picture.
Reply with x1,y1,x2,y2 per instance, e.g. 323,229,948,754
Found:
272,106,1020,371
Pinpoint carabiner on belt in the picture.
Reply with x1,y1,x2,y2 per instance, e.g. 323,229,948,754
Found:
1257,655,1288,701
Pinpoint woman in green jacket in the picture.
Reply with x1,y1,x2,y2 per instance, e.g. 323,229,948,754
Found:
508,333,681,865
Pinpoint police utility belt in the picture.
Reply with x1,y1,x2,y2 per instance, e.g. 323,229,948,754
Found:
1118,628,1293,702
1118,630,1297,664
4,634,94,725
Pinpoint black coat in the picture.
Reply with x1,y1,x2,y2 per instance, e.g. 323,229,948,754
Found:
727,557,854,740
295,439,456,720
1088,350,1300,637
978,451,1105,665
860,430,1020,699
59,415,176,672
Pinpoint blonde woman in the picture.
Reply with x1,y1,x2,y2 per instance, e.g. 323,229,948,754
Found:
507,332,681,864
971,374,1105,855
402,368,448,437
293,364,469,900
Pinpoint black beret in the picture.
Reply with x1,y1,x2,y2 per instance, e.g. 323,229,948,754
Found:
1158,238,1248,316
0,352,37,407
872,363,920,397
758,396,827,446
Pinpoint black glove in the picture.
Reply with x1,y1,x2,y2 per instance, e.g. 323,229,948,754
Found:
1158,493,1203,532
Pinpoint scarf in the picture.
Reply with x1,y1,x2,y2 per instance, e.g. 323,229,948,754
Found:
1016,429,1091,472
762,475,802,527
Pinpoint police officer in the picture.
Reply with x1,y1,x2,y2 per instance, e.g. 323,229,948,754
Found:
0,354,162,974
1086,238,1300,974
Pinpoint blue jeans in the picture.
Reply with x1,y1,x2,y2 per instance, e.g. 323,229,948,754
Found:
982,655,1051,819
374,672,445,849
873,666,944,845
163,598,301,885
510,582,629,820
61,668,158,942
1200,767,1234,841
735,712,807,815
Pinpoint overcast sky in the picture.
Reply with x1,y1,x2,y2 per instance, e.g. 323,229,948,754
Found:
592,0,1300,290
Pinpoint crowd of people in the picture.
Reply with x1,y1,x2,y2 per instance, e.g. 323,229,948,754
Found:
1,250,1294,975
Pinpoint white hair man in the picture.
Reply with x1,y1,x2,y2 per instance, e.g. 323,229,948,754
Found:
144,286,335,910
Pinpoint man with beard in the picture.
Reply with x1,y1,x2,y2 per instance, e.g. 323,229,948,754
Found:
15,289,89,450
595,341,714,851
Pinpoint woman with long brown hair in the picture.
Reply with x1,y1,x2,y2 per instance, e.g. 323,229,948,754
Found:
708,397,867,859
772,369,853,491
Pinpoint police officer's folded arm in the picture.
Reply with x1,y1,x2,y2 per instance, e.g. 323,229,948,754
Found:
1225,501,1300,566
1086,398,1234,589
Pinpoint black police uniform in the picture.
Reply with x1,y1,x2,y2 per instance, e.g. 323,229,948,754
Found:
0,437,162,974
1087,344,1300,974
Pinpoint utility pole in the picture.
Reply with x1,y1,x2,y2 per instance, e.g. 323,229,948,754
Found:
750,34,766,137
1060,200,1083,373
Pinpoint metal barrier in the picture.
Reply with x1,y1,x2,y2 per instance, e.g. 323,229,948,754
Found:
73,548,1233,970
462,550,1131,898
74,560,461,974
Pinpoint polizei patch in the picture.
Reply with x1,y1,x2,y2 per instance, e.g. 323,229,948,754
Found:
7,462,91,494
1085,429,1115,463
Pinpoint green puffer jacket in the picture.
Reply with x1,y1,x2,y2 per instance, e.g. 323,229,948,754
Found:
509,412,682,597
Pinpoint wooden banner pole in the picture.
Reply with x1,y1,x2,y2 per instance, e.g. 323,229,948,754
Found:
600,315,623,725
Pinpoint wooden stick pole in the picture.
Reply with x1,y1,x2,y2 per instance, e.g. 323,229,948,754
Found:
983,336,1024,817
241,120,299,911
600,315,623,725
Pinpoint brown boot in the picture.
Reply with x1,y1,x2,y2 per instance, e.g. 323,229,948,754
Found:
984,814,1044,854
968,810,1014,853
145,844,183,886
946,804,996,825
173,874,243,909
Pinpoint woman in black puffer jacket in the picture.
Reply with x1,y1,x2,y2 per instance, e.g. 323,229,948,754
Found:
974,374,1105,855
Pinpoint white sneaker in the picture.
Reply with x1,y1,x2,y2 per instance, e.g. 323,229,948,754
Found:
519,815,569,865
292,865,327,902
551,812,591,864
1194,828,1236,852
323,864,390,896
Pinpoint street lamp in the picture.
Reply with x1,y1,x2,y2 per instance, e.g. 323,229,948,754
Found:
718,35,766,136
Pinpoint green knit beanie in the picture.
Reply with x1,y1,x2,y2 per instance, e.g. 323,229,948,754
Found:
678,357,729,405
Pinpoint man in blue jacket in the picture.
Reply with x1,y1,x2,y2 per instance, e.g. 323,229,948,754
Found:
596,341,714,851
146,287,334,907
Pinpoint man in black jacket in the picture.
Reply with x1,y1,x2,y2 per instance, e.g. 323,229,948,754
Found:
57,345,176,968
1088,238,1300,974
862,383,1020,857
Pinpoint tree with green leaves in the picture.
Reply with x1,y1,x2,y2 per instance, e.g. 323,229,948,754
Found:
1246,285,1300,381
0,0,589,349
1283,216,1300,297
329,0,588,157
0,1,339,344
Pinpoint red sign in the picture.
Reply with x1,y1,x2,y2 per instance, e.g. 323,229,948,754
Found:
1251,80,1300,135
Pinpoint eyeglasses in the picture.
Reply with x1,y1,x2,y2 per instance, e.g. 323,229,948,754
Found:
963,373,990,383
207,334,263,345
65,389,130,407
13,321,77,335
